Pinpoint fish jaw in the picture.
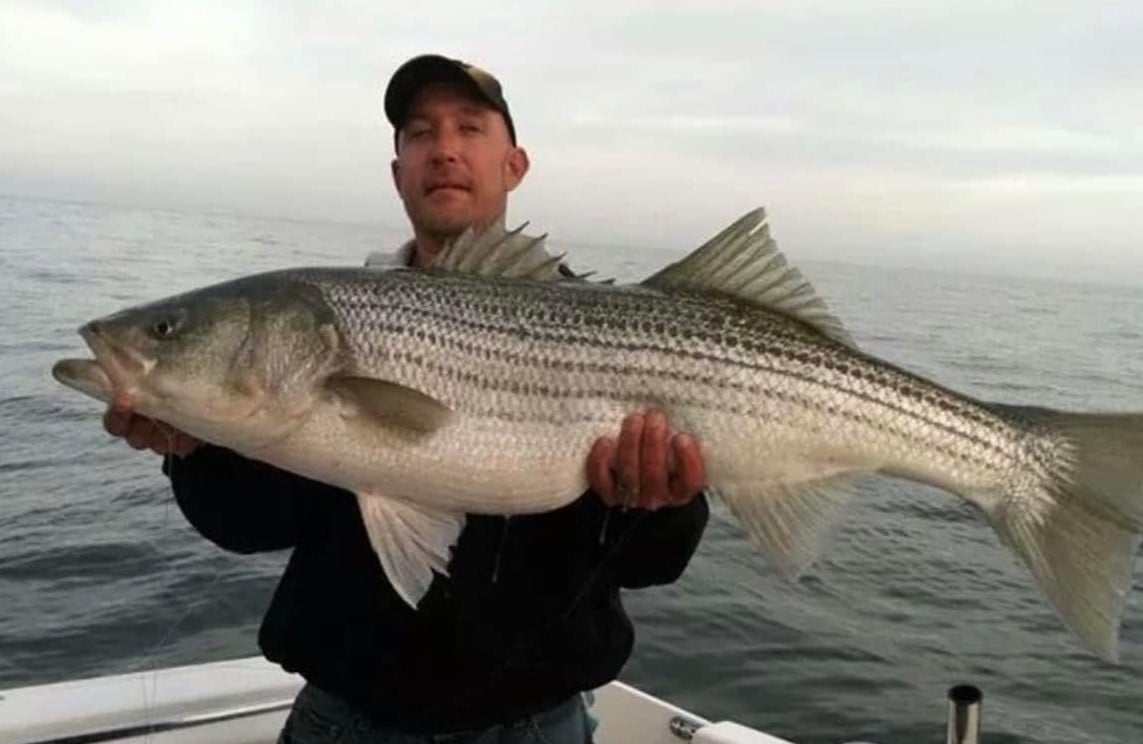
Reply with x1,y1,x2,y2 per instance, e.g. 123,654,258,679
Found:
51,358,114,406
47,320,155,412
77,319,155,411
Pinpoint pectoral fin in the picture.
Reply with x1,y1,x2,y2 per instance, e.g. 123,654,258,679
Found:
355,492,466,607
328,377,452,435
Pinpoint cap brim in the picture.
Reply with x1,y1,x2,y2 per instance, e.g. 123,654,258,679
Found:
384,55,500,130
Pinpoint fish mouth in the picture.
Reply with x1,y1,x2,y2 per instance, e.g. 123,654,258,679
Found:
51,358,114,405
67,321,152,409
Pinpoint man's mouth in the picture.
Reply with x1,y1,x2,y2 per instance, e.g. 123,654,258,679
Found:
425,182,470,196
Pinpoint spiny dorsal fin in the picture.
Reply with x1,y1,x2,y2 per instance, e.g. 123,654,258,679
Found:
642,207,857,349
429,218,566,281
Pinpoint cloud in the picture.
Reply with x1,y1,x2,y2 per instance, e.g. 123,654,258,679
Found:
0,0,1140,281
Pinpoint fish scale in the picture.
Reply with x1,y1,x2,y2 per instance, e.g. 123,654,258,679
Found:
315,267,1024,495
52,206,1143,658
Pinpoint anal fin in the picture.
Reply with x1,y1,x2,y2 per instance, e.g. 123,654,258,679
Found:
716,475,856,579
355,492,466,607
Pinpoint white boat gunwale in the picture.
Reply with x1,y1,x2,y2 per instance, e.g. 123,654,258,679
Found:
0,655,797,744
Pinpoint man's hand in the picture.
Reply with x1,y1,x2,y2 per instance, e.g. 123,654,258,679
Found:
103,408,201,457
587,409,706,510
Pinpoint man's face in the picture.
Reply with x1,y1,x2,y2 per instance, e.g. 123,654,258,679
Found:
391,82,529,242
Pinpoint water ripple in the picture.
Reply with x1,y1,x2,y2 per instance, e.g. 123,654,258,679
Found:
2,196,1142,743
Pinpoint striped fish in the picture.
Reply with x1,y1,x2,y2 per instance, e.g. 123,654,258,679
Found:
52,207,1143,661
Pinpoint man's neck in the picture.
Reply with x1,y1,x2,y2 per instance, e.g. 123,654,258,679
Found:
410,233,444,269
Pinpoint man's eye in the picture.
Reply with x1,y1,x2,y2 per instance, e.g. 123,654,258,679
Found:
460,122,483,133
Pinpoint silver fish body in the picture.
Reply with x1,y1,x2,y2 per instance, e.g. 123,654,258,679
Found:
52,208,1143,661
296,267,1018,514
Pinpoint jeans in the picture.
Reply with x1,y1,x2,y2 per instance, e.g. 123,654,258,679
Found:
277,683,597,744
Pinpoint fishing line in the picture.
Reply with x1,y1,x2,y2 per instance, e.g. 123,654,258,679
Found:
130,424,231,744
136,427,180,744
439,501,657,723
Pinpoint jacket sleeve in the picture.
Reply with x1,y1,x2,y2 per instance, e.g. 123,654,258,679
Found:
601,490,710,589
162,444,348,554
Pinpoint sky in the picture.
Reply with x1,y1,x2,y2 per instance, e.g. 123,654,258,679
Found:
2,0,1142,282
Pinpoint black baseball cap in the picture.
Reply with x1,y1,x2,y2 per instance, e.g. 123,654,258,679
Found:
384,54,517,147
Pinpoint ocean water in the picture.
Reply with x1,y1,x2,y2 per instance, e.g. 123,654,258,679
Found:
1,194,1141,743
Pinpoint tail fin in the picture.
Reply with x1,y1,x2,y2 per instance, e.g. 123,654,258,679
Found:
988,405,1143,662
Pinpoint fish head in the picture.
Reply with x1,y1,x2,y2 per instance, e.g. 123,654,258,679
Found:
56,274,343,447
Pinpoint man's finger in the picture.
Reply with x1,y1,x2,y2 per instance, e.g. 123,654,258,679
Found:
616,413,644,507
153,421,180,452
103,408,131,437
125,418,158,451
640,410,670,509
669,433,707,502
587,437,618,504
171,433,201,457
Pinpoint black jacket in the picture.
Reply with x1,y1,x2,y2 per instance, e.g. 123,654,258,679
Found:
165,443,708,733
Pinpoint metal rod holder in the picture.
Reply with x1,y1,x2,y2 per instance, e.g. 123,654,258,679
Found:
669,714,702,740
946,684,982,744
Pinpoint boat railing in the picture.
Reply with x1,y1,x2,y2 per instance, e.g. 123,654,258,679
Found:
0,655,983,744
9,699,296,744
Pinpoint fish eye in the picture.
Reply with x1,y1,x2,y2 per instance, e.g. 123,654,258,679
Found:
151,317,180,340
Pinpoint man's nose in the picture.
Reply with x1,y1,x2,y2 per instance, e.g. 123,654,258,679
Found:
428,128,462,162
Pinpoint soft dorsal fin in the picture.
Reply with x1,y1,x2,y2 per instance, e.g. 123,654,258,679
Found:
428,218,566,281
642,207,857,349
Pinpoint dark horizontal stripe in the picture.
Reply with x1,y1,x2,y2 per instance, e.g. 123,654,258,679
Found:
326,286,1016,462
378,343,1015,469
340,284,1007,428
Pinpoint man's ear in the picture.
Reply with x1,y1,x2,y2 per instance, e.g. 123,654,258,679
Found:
390,158,401,192
504,147,530,192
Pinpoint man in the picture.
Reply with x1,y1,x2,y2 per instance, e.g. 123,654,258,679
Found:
104,54,709,743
